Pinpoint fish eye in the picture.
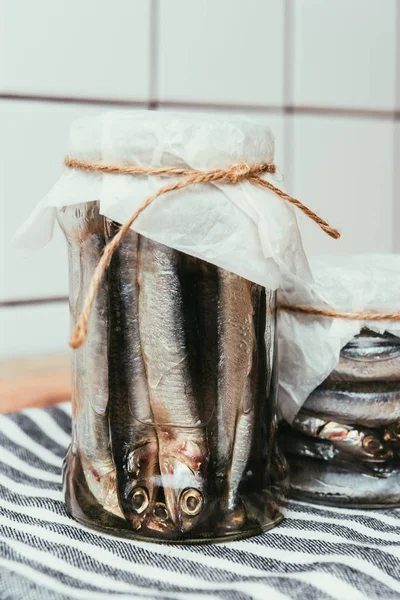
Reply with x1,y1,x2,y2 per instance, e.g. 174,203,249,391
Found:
180,488,203,516
362,435,383,454
130,487,149,514
153,503,168,521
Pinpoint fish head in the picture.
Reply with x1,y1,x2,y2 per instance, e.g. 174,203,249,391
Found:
361,433,394,461
120,440,159,530
384,421,400,449
158,428,208,534
142,501,176,537
57,202,106,242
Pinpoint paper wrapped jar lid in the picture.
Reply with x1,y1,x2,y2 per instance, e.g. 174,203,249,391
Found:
14,109,317,291
278,253,400,422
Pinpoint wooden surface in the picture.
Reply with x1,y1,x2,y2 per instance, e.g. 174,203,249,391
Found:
0,354,71,413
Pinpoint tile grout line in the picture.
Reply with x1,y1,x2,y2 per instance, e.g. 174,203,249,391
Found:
288,105,399,120
0,93,399,120
283,0,294,108
0,297,68,308
393,0,400,253
155,102,400,120
148,0,159,109
396,0,400,114
394,128,399,253
158,101,285,114
0,94,147,107
283,0,295,192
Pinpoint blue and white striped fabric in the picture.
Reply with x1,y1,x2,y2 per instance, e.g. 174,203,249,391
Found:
1,403,400,600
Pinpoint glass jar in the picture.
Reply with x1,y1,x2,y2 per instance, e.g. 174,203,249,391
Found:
280,329,400,508
59,201,285,543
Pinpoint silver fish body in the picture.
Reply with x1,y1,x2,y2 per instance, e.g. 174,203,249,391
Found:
166,252,234,533
282,329,400,509
138,238,209,534
108,226,160,530
329,330,400,383
178,254,219,491
263,296,289,489
265,290,276,399
217,270,258,528
57,203,122,518
303,383,400,428
292,412,393,462
289,457,400,507
279,426,337,462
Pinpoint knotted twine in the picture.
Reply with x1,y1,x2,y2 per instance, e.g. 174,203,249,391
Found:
65,157,341,349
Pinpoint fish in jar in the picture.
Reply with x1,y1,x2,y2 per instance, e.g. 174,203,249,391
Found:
280,329,400,508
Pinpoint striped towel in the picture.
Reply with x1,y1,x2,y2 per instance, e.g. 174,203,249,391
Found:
0,403,400,600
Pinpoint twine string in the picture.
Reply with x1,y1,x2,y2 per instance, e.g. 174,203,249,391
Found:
278,303,400,321
65,157,341,349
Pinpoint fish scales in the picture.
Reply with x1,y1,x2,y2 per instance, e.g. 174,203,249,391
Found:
108,226,159,530
289,457,400,506
57,203,122,518
292,411,393,462
178,254,219,473
329,330,400,383
217,270,259,525
279,425,337,462
303,382,400,428
227,284,263,503
138,240,199,425
259,289,278,484
138,237,209,533
217,271,254,469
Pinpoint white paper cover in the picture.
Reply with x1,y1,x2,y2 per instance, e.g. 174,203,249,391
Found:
14,110,312,291
278,254,400,422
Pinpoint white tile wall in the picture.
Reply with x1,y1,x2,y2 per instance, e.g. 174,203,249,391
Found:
290,114,394,256
292,0,397,110
0,302,70,358
157,0,285,106
0,99,113,302
0,0,152,101
0,0,399,358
